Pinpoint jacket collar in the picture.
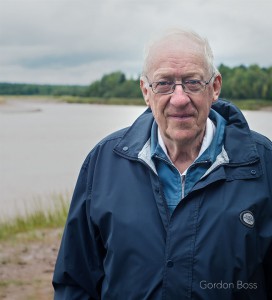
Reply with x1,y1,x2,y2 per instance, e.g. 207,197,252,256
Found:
114,107,153,159
212,99,260,164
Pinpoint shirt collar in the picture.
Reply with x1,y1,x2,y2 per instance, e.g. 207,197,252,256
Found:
156,118,215,159
151,116,216,175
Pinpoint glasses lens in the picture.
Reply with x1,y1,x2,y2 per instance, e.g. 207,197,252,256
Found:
153,82,173,94
184,80,204,93
150,78,209,94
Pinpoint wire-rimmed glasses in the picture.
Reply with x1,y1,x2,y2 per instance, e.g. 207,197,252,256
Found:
147,73,215,95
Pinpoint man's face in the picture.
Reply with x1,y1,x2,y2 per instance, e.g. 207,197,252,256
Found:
141,42,222,147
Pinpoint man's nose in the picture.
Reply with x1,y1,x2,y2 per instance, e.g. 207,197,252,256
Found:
170,83,190,106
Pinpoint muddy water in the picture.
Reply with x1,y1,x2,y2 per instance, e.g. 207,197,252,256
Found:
0,100,145,219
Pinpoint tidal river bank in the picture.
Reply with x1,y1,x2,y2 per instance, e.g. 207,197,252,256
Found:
0,99,272,219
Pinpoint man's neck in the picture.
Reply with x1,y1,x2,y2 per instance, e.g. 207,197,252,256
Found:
163,132,205,174
157,117,216,174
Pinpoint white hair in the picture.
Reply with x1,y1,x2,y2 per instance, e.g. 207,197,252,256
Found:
142,28,219,78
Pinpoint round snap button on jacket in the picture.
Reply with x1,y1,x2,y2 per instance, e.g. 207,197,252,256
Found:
166,260,174,268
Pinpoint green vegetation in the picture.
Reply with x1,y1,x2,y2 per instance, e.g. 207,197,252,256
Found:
85,71,142,98
219,64,272,100
0,194,69,241
0,82,86,97
60,95,145,106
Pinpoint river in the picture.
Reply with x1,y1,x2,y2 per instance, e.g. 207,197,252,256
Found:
0,99,271,219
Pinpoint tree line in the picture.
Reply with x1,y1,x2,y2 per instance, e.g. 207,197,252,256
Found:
1,64,272,100
219,64,272,100
0,83,86,97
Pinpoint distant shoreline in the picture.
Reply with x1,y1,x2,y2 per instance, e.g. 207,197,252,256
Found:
1,95,272,111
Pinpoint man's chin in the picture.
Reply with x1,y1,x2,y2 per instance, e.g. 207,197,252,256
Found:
165,129,198,145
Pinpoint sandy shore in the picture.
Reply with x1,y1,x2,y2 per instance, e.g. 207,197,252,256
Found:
0,228,62,300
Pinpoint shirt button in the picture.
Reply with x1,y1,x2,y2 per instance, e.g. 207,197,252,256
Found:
122,146,129,151
166,260,174,268
251,170,257,175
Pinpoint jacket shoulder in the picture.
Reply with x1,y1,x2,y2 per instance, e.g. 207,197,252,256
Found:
251,130,272,151
97,127,129,146
81,127,129,167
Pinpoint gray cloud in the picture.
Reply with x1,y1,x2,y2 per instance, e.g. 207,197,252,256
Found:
0,0,272,84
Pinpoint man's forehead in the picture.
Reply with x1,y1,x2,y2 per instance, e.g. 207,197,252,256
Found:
149,49,207,79
147,38,207,75
151,35,203,55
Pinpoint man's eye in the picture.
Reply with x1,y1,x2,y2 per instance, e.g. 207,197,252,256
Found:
184,80,201,85
157,81,173,86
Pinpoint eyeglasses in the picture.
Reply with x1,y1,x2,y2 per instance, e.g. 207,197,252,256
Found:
147,73,215,95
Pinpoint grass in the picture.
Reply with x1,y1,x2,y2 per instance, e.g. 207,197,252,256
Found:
225,99,272,110
0,280,25,287
0,193,70,241
59,95,146,106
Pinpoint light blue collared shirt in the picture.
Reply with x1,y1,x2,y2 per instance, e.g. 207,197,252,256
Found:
151,109,226,214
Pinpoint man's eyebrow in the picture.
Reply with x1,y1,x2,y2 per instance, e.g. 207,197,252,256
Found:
152,70,203,80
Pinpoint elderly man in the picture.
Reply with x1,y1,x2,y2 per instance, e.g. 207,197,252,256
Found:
53,29,272,299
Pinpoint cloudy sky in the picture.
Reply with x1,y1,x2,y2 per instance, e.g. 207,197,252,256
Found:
1,0,272,85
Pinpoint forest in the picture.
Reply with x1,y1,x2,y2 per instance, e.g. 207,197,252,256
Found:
1,64,272,100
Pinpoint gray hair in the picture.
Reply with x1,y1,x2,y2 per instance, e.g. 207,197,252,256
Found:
142,28,219,78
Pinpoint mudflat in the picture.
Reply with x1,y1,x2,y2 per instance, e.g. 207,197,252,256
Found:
0,228,62,300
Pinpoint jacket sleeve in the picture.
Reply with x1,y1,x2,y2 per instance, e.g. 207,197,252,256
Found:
52,152,105,299
263,140,272,300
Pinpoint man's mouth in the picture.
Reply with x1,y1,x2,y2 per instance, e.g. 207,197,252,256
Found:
168,113,194,120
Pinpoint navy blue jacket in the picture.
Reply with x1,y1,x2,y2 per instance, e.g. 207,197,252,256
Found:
53,100,272,299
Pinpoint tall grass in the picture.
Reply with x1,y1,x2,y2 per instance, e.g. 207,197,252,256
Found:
0,193,70,241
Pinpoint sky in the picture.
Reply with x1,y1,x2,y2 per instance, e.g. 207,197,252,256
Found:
0,0,272,85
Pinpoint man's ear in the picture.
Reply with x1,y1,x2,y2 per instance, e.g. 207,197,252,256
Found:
140,78,150,107
212,74,222,103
